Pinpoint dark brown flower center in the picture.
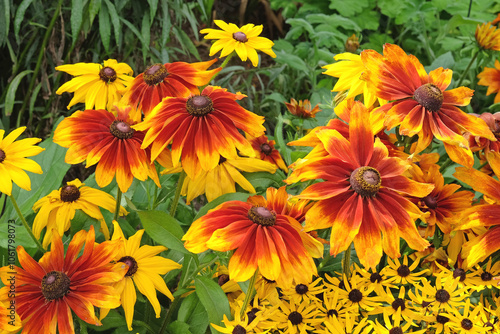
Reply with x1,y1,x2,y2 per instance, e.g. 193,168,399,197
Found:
60,185,80,202
247,308,259,324
436,315,449,324
370,272,383,283
453,268,466,282
392,298,406,311
461,319,473,330
110,120,135,139
232,325,246,334
99,66,117,83
413,83,443,112
288,311,303,325
423,195,438,209
397,265,410,277
295,284,308,295
0,149,5,163
119,256,138,276
218,274,230,286
389,328,403,334
41,271,71,301
260,143,273,155
248,206,276,226
348,289,363,303
481,271,493,281
143,64,169,86
186,95,214,117
435,289,450,303
327,309,338,317
233,32,248,43
350,166,381,197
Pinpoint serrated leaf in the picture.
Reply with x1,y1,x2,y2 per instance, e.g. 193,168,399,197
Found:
120,17,146,45
137,210,189,254
0,0,10,46
328,0,369,16
147,0,158,24
274,50,309,73
104,0,121,50
194,276,231,334
71,0,84,46
5,70,33,116
99,2,111,53
88,0,101,27
14,0,34,43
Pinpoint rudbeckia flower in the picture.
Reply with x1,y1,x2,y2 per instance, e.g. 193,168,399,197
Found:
53,106,160,193
246,133,288,172
134,85,266,179
475,22,500,51
465,112,500,176
56,59,134,111
120,59,221,116
182,197,320,288
286,101,434,269
0,126,44,196
478,60,500,103
32,179,128,248
274,299,322,333
200,20,276,67
0,226,127,334
100,221,182,330
285,98,321,119
362,44,495,167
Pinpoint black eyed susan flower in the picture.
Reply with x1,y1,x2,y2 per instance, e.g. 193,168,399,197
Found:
333,275,380,311
469,258,500,291
56,59,134,111
0,126,44,196
415,275,468,313
353,263,397,295
200,20,276,67
381,255,429,286
448,299,490,334
369,286,423,323
369,309,426,334
281,277,324,304
274,299,322,334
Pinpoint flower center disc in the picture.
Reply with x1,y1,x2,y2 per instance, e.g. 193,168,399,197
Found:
248,206,276,226
110,120,135,139
350,166,381,197
232,31,248,43
435,289,451,303
392,298,406,311
119,256,138,276
295,284,309,295
0,149,6,163
143,64,169,86
60,185,80,202
423,195,438,209
461,319,473,330
186,95,214,117
260,143,273,155
413,83,444,112
453,268,466,281
99,66,117,83
41,271,71,301
232,325,247,334
288,311,303,325
389,327,404,334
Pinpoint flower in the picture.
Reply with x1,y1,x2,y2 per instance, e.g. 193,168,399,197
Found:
32,179,127,248
381,255,428,285
281,277,325,303
134,85,266,179
0,299,21,334
286,101,433,269
201,20,276,67
475,22,500,51
182,198,320,288
120,59,221,116
448,299,490,333
247,133,288,172
53,106,160,193
345,34,359,53
361,43,494,167
56,59,134,111
0,226,127,334
100,221,181,330
274,299,322,334
285,98,321,118
477,60,500,103
414,275,468,313
369,310,426,334
0,126,44,196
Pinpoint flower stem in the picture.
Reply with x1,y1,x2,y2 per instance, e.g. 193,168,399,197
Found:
342,243,352,280
220,52,235,70
456,50,478,87
240,269,259,318
113,188,122,222
159,295,181,334
10,195,45,253
169,171,186,218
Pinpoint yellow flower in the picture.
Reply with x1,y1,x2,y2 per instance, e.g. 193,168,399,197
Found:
101,221,182,330
56,59,134,111
32,178,127,248
475,22,500,51
0,126,43,196
201,20,276,67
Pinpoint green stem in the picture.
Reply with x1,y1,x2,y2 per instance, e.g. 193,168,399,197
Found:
10,195,45,253
317,252,331,272
456,51,478,87
439,157,454,173
240,269,259,318
159,295,181,334
342,243,352,280
113,188,123,222
220,52,235,69
169,171,186,218
143,300,152,328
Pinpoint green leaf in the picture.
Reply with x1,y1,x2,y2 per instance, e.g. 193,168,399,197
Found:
104,0,121,50
5,70,33,116
242,171,285,192
178,293,209,334
328,0,369,16
14,0,34,43
172,26,201,61
0,0,9,46
275,113,292,166
120,17,146,45
425,51,454,72
71,0,84,46
99,2,111,53
147,0,159,24
193,193,251,221
141,11,151,62
274,50,309,73
167,321,192,334
88,0,101,27
194,276,231,334
137,210,189,254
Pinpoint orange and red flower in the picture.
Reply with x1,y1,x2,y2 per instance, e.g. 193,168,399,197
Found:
284,98,321,118
361,43,494,167
53,106,159,192
135,85,265,179
0,226,126,334
246,133,288,172
475,22,500,51
478,60,500,104
286,101,434,269
120,59,221,116
182,195,321,288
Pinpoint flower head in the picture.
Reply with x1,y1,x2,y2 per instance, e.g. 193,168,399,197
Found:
247,133,288,172
134,86,265,179
32,179,128,248
478,60,500,104
53,106,160,192
285,98,321,119
0,126,44,196
201,20,276,67
56,59,134,111
120,59,221,116
475,22,500,51
0,226,127,334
